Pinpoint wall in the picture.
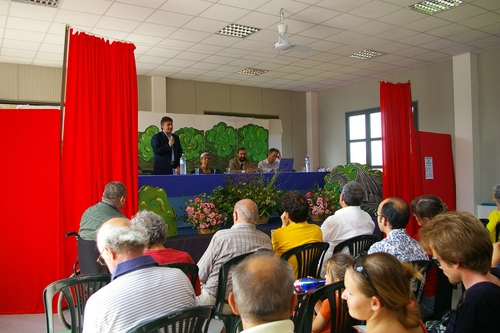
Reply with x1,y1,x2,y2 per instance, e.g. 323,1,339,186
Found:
2,49,498,203
317,49,500,205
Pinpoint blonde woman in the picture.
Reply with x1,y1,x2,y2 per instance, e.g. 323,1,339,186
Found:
342,252,426,333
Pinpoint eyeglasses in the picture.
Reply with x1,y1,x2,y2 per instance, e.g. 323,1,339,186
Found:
431,257,441,267
352,252,379,296
96,251,106,266
375,212,384,218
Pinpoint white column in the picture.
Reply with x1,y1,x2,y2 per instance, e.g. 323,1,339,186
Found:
452,53,480,213
306,92,319,171
151,76,167,113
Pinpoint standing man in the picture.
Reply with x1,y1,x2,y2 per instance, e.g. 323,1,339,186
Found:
258,148,280,172
151,116,183,175
83,218,197,333
420,212,500,333
79,181,127,274
229,251,296,333
228,147,256,173
197,199,272,314
320,181,375,271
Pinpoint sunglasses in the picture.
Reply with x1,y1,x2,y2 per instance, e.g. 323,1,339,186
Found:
352,252,379,296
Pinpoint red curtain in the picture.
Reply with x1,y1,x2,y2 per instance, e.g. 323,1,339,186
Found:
0,109,61,313
380,81,422,237
60,29,138,277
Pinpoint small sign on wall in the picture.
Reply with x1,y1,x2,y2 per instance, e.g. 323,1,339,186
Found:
425,157,434,179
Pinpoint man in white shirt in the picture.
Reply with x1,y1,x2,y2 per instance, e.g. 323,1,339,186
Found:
320,181,375,274
257,148,280,172
229,251,296,333
83,218,197,333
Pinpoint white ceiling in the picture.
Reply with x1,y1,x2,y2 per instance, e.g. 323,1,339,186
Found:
1,0,499,92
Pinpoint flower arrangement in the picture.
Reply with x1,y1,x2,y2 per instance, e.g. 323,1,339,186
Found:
306,184,339,219
183,196,226,231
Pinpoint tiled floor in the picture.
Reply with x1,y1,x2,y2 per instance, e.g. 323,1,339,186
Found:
0,286,462,333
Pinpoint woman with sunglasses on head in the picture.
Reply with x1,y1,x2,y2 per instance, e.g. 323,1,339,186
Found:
410,194,448,320
342,252,426,333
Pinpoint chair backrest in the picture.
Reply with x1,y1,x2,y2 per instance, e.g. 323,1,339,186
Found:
215,251,255,333
126,305,215,333
496,222,500,242
43,273,111,333
290,292,312,333
302,281,360,333
479,218,489,227
430,265,454,320
333,235,378,256
160,263,199,291
409,260,431,303
280,242,330,279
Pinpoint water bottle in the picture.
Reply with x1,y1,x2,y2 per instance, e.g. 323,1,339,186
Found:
294,277,325,293
305,155,311,172
180,154,186,175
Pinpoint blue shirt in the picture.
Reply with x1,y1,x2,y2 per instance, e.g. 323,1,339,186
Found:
112,255,158,281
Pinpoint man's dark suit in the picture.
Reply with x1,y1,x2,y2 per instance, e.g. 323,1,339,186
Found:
151,131,183,175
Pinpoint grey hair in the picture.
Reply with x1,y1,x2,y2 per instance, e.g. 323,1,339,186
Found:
234,199,259,224
342,181,365,206
131,210,167,249
97,223,146,254
232,251,294,322
493,184,500,201
102,181,126,204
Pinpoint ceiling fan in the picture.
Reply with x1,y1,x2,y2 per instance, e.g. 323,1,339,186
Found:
274,8,311,53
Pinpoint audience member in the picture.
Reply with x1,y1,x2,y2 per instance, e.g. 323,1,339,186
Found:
272,190,323,278
419,212,500,333
486,184,500,242
342,252,425,333
131,210,200,295
228,251,296,333
258,148,280,172
320,181,375,273
312,253,353,333
368,197,428,262
197,199,272,314
151,116,183,175
83,218,197,333
78,181,127,274
228,147,257,173
191,152,220,174
410,195,448,227
410,194,448,319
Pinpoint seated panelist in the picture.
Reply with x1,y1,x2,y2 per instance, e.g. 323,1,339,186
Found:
191,152,221,174
258,148,280,172
228,147,257,173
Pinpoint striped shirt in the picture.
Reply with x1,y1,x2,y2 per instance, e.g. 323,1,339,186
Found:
83,256,197,333
197,223,272,298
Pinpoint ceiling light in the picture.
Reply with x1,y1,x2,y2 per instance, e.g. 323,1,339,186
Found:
216,24,261,38
237,68,268,76
350,49,386,60
408,0,462,15
11,0,60,7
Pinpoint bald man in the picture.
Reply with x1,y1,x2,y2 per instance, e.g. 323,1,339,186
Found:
83,218,197,333
229,251,296,332
197,199,273,315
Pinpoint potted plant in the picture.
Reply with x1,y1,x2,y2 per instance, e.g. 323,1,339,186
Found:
209,173,285,224
306,183,339,222
182,195,227,234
